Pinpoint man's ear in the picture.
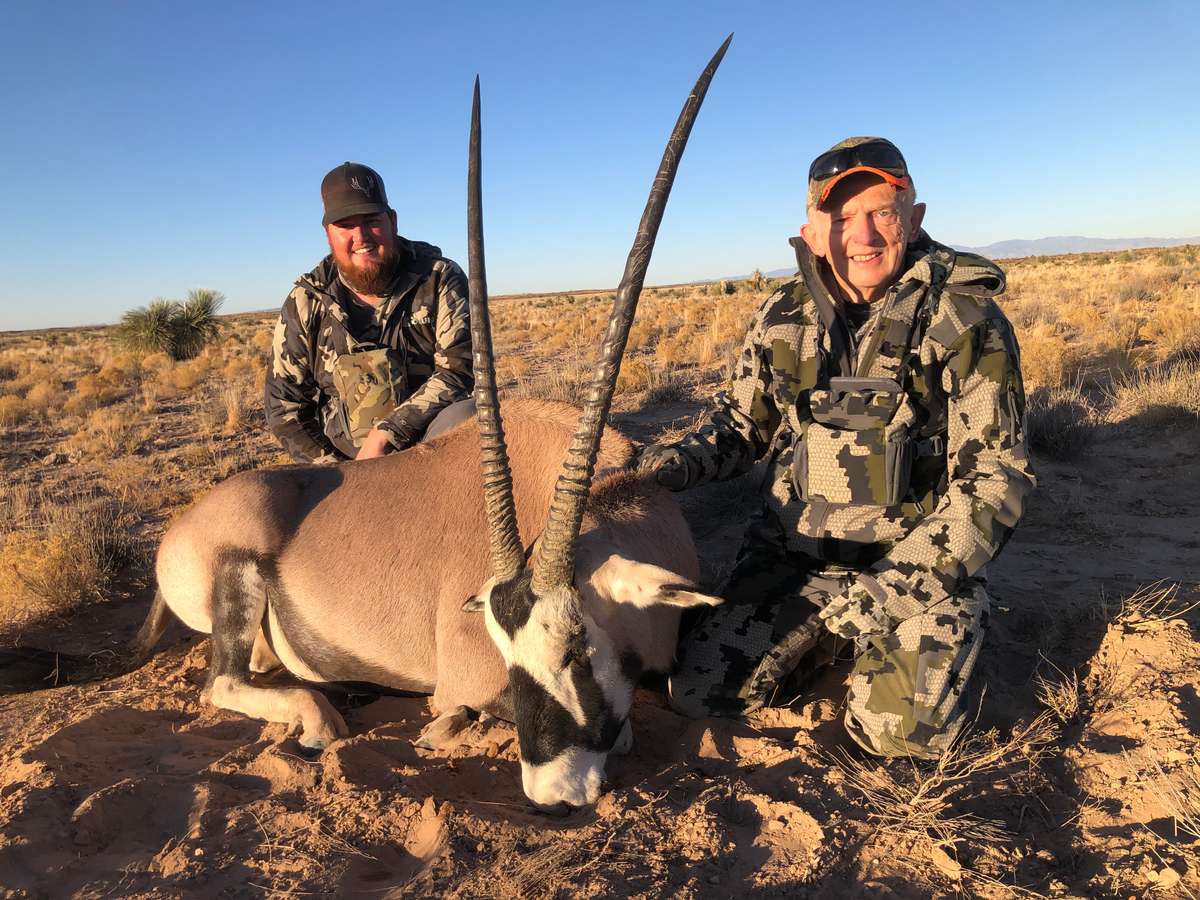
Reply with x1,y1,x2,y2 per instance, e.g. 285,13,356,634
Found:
800,220,826,257
587,555,723,610
462,595,485,613
388,207,398,235
907,202,927,242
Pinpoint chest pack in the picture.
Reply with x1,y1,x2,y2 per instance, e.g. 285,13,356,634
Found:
331,347,408,447
791,248,954,508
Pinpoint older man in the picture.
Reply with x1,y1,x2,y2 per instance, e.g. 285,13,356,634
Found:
639,137,1035,758
266,162,473,462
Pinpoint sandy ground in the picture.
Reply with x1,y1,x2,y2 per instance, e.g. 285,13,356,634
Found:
1,401,1199,898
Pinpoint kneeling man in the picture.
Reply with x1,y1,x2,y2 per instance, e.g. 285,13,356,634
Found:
639,137,1035,758
266,162,473,462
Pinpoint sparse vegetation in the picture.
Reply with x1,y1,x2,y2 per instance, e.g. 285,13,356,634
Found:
0,490,141,628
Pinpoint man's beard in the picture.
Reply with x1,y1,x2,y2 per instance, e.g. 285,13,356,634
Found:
336,246,402,297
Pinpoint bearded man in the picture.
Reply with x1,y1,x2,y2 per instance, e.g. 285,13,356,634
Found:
265,162,473,462
639,137,1035,759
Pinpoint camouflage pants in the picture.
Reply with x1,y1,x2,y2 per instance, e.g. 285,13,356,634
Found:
668,537,989,760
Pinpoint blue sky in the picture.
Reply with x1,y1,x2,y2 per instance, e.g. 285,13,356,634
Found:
1,1,1197,330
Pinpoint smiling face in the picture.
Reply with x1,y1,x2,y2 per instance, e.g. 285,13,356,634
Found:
801,172,926,304
325,209,401,297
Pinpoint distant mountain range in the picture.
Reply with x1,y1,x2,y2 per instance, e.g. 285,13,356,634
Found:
748,236,1198,280
954,235,1199,258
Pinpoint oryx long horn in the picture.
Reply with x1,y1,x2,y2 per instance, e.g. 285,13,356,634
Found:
468,76,525,582
531,35,733,594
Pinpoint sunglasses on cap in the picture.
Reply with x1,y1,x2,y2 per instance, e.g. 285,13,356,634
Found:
808,140,909,184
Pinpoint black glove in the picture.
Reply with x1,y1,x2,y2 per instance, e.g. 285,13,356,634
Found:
635,444,689,491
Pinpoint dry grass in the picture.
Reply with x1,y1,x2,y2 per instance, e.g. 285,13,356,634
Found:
831,713,1059,848
1102,581,1199,631
0,394,29,427
0,490,141,628
1025,384,1097,459
1104,360,1200,426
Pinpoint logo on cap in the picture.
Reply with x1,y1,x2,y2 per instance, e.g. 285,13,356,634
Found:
350,174,375,197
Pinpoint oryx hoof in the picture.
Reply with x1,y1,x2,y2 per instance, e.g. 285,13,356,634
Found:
415,705,476,752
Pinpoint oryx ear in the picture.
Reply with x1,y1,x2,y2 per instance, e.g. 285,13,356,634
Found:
589,556,723,610
462,595,485,613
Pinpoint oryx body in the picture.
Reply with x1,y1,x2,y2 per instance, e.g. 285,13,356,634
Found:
147,400,703,751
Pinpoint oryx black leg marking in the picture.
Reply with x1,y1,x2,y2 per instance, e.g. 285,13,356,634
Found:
203,549,347,750
207,549,268,689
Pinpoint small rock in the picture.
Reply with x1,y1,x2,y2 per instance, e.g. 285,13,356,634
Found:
193,847,205,858
929,844,962,881
420,796,438,820
1154,867,1181,890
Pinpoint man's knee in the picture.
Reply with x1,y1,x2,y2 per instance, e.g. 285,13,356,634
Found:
841,586,989,759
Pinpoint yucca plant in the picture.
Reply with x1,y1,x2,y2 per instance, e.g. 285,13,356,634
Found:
172,289,224,360
116,299,179,356
114,289,224,360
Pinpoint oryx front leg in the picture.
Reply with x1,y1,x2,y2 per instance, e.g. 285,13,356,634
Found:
203,553,347,752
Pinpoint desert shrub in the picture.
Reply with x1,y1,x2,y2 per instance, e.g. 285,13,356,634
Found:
223,356,258,384
1026,385,1096,459
1105,361,1200,426
251,328,274,353
0,362,17,383
115,288,224,360
0,492,141,626
641,367,692,406
141,351,173,373
1142,301,1200,363
616,359,653,395
162,358,210,392
24,381,62,414
62,406,144,458
0,394,29,427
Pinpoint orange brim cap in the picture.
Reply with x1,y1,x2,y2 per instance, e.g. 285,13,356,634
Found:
816,166,910,208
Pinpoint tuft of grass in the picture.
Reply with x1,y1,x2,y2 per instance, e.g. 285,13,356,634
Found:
1034,658,1082,726
830,713,1058,848
0,491,142,627
220,385,245,432
1104,360,1200,425
1102,581,1198,632
0,394,29,427
1026,384,1096,459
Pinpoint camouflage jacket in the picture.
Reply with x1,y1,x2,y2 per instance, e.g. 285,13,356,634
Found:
265,238,472,461
663,232,1035,627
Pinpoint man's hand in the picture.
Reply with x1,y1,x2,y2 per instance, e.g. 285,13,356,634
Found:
818,586,894,640
636,444,689,491
355,427,396,461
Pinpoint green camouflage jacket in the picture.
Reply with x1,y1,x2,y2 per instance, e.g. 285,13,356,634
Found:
265,237,472,461
663,232,1035,632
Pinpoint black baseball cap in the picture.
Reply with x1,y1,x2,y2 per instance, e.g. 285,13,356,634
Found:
321,162,391,226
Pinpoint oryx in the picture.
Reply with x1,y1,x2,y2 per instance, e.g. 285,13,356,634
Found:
134,36,731,812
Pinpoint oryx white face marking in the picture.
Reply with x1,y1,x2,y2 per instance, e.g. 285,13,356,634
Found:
477,574,636,810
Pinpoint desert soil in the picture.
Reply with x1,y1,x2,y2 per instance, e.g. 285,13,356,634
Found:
2,358,1199,896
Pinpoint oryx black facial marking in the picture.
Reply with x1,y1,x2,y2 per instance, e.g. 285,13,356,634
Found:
509,665,625,767
487,569,536,638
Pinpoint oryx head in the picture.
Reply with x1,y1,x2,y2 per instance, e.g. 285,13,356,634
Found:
463,38,730,813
